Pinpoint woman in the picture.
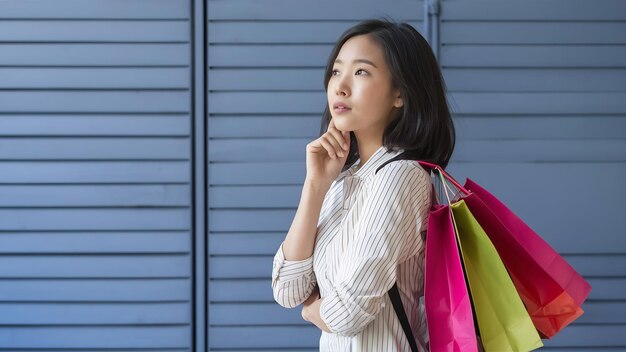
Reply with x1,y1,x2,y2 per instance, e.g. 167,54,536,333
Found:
271,18,456,351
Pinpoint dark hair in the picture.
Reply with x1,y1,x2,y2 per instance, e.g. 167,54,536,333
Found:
319,17,456,170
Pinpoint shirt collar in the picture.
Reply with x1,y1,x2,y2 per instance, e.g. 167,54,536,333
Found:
347,145,405,180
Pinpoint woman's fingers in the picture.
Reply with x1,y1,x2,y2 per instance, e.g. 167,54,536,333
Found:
319,135,342,159
328,128,348,152
326,118,349,155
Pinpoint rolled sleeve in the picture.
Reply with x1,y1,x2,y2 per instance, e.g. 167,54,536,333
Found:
319,162,431,337
271,241,317,308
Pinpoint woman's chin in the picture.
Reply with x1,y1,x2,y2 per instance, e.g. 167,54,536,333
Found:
331,116,351,130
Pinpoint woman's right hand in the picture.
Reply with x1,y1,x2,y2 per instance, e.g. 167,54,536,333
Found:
305,117,351,187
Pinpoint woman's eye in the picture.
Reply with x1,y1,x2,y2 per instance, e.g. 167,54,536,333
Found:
331,69,367,76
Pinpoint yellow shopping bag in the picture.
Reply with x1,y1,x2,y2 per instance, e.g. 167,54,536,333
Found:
451,199,543,351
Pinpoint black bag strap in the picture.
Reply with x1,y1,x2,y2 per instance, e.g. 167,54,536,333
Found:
374,151,435,176
376,152,429,351
389,283,420,352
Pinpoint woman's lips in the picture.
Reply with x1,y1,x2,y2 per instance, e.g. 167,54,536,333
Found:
334,107,351,113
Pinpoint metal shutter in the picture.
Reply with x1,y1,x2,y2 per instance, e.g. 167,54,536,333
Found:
206,1,425,350
0,0,194,349
435,0,626,349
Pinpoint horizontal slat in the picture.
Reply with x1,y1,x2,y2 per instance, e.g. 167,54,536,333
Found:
209,280,269,302
209,185,299,208
208,21,421,43
209,233,284,255
209,68,626,92
208,68,322,91
0,44,189,65
0,0,189,19
442,22,626,44
0,115,189,136
0,255,190,278
209,278,626,303
0,21,189,42
0,91,189,113
206,232,620,261
207,0,423,20
443,69,626,92
208,116,320,137
441,0,626,20
208,138,626,162
208,326,319,349
0,302,189,324
209,301,624,325
453,92,626,114
210,303,301,325
0,326,190,348
208,44,626,68
209,161,625,190
207,325,626,348
211,350,314,352
441,46,626,68
0,161,190,183
208,45,332,67
0,278,190,301
0,232,190,253
208,91,626,114
210,254,625,279
0,209,190,230
0,138,188,160
0,68,190,89
0,185,188,206
209,116,626,139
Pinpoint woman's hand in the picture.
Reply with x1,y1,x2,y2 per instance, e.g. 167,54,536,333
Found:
301,284,320,322
305,117,351,187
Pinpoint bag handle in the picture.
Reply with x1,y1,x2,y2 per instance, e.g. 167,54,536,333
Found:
436,168,454,206
416,160,470,196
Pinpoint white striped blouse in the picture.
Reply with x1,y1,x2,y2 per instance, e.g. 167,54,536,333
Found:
271,145,432,351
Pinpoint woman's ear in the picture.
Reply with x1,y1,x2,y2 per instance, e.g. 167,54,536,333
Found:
393,90,403,108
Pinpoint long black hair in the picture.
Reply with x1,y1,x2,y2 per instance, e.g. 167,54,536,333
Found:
320,17,456,170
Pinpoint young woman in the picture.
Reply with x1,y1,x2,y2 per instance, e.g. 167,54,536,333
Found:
271,18,456,351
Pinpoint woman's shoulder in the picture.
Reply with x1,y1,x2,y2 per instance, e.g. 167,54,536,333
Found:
369,159,430,187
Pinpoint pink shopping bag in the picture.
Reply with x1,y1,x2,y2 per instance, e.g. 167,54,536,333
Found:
424,202,479,351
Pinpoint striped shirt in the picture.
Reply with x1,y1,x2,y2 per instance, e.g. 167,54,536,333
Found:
272,145,432,351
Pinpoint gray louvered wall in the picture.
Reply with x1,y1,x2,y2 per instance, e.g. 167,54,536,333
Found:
0,0,623,350
436,0,626,350
206,1,425,350
207,0,625,351
0,0,193,349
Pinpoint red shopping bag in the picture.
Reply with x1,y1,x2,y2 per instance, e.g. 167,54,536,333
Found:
417,160,591,339
463,178,590,338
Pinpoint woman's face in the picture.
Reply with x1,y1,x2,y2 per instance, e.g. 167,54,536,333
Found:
327,34,403,135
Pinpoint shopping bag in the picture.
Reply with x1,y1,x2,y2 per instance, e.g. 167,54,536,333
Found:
433,170,544,351
462,180,586,338
417,160,591,338
451,199,544,351
424,201,479,352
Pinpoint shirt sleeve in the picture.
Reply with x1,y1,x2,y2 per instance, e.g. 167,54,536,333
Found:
271,182,334,309
319,162,431,337
271,241,318,308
